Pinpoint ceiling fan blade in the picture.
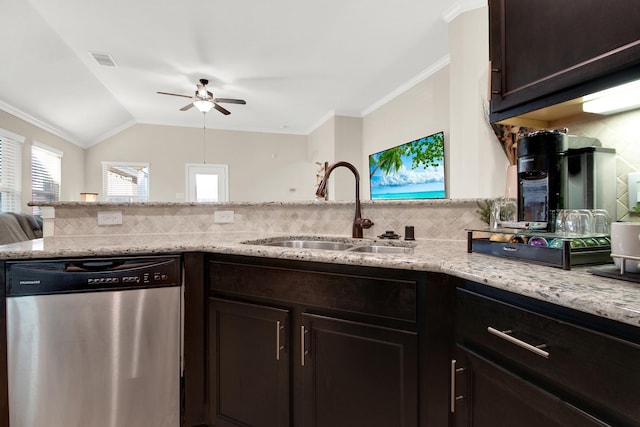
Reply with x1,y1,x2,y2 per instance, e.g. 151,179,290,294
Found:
180,103,195,111
214,103,231,115
157,91,193,99
214,98,246,105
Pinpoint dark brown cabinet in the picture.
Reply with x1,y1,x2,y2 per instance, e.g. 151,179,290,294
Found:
453,284,640,427
452,347,610,427
208,298,290,427
300,313,417,427
202,254,455,427
488,0,640,121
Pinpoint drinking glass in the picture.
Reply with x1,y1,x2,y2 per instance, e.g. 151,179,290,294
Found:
563,209,576,236
578,209,595,235
553,209,567,235
491,198,517,229
490,199,501,229
592,209,611,235
564,209,593,236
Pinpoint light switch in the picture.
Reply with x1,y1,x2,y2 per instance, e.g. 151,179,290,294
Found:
628,172,640,211
214,210,234,223
97,211,122,225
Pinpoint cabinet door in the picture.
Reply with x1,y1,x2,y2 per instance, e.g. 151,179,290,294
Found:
489,0,640,118
209,298,290,427
452,346,611,427
300,313,417,427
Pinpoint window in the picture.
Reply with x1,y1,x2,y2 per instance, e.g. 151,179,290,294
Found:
0,129,24,212
31,143,62,214
102,162,149,202
186,164,228,202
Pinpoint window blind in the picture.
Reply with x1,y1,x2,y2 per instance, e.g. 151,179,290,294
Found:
31,144,62,214
0,132,23,212
102,162,149,202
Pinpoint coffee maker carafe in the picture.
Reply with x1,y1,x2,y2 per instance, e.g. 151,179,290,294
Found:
517,130,616,230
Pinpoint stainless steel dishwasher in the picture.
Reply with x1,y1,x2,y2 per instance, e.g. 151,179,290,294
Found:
5,255,181,427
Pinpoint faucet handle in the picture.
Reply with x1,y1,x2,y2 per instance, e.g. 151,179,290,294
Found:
356,218,374,229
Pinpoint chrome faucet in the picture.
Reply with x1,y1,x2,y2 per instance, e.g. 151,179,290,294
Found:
315,161,374,238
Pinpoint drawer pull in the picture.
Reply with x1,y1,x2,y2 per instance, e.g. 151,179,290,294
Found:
487,327,550,359
450,359,465,413
276,321,285,361
300,326,309,366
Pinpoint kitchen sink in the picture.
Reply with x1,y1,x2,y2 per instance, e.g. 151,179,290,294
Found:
264,240,354,251
347,245,414,254
244,237,415,254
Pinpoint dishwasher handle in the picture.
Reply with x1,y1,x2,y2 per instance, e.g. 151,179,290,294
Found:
66,260,126,272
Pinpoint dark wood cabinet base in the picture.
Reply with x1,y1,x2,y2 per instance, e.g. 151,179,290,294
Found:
301,313,417,427
198,254,455,427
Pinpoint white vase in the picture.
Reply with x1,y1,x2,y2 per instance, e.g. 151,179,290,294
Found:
504,164,518,199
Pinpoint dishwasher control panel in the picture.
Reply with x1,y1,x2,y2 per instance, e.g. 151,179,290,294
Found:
6,255,181,296
87,272,170,285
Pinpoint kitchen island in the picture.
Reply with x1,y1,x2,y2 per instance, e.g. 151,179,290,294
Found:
0,232,638,327
1,201,639,426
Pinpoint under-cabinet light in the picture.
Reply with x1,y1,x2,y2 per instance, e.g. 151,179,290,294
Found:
582,79,640,115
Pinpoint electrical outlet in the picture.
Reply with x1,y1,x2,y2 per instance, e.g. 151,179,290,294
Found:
628,172,640,209
214,210,235,224
97,211,123,225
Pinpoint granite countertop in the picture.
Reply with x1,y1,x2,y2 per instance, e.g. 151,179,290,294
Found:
1,232,638,328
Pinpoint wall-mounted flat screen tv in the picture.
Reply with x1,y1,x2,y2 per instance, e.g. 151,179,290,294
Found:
369,131,445,200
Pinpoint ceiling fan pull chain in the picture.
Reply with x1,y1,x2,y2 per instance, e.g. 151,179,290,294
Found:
202,114,207,164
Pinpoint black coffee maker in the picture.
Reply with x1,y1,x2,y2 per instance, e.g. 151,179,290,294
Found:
517,130,616,230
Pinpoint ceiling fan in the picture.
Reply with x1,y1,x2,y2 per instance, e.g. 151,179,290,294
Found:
157,78,246,115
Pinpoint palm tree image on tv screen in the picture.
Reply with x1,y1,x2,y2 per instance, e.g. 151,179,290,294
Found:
369,131,445,200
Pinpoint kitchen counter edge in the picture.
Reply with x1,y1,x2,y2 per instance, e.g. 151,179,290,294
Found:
0,232,638,329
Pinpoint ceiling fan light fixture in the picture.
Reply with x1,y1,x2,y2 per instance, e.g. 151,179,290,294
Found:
158,78,245,115
194,99,213,113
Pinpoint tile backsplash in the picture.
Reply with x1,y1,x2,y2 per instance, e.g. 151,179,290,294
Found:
47,200,486,240
557,109,640,220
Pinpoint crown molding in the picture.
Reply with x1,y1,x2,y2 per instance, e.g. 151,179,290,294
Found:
86,119,137,148
361,54,451,117
442,0,485,23
0,99,82,147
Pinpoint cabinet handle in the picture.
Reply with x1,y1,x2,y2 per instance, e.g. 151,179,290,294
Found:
450,359,465,413
488,60,502,100
487,327,550,359
300,325,309,366
276,321,285,361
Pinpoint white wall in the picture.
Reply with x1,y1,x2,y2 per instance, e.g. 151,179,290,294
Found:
85,123,315,202
307,116,336,198
1,5,509,207
360,6,506,200
334,116,363,200
307,115,364,201
0,109,85,212
362,66,451,199
447,6,507,199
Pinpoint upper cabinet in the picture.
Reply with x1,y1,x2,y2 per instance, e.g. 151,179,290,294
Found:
488,0,640,122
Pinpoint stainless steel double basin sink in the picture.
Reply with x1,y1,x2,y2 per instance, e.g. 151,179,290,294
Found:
244,237,414,255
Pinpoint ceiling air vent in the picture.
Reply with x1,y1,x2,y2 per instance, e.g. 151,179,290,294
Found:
90,52,117,67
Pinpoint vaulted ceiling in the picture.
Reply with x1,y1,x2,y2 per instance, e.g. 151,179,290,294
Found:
0,0,480,147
